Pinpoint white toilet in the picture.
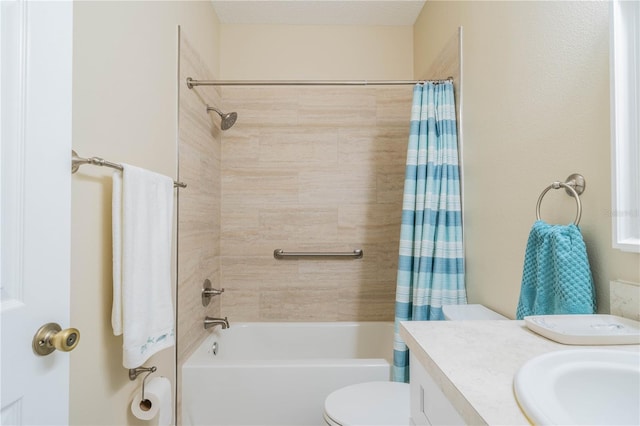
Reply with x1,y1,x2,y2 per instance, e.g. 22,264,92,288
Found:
323,304,508,426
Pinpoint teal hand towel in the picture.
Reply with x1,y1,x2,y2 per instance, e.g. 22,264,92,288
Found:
516,220,596,320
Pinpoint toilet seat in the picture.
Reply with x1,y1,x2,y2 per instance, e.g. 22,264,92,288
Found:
323,381,410,426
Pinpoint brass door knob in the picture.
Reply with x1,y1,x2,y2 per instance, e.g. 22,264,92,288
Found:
32,322,80,356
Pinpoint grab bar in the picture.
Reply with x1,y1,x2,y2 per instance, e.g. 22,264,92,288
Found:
273,249,363,259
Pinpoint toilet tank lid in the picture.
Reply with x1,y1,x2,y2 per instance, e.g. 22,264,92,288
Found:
442,304,508,320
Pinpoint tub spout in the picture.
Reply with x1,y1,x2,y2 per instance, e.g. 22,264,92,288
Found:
204,316,229,330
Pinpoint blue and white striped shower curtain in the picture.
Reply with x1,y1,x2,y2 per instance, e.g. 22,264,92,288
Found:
393,81,467,383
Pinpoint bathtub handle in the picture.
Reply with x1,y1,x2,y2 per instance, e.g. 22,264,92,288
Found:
202,278,224,306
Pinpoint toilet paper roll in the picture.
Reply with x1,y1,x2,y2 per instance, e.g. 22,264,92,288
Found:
131,376,172,425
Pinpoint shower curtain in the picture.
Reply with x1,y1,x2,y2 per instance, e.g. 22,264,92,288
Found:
393,81,467,383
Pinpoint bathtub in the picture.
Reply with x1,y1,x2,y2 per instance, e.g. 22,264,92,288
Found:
182,322,394,426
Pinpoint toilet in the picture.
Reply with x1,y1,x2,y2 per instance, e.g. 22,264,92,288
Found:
323,304,508,425
323,381,410,426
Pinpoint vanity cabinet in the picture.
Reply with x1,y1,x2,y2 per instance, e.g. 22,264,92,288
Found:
409,353,465,425
400,321,535,425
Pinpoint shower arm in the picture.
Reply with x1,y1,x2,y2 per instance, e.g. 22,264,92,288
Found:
206,105,223,115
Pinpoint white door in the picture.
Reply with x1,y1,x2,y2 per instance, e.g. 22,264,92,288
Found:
1,1,73,425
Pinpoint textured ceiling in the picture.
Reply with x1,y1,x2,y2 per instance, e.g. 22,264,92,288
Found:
211,1,427,26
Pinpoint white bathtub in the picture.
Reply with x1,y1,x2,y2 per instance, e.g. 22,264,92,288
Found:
182,322,394,426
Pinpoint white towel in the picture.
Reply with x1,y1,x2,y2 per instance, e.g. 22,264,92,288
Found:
112,164,175,368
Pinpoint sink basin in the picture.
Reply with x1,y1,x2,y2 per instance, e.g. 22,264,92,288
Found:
514,349,640,425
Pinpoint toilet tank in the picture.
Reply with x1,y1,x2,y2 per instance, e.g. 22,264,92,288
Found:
442,304,508,320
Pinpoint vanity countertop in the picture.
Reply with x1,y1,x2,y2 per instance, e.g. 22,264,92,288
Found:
400,320,640,426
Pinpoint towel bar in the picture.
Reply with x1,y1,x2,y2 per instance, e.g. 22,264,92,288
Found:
71,150,187,188
535,174,585,225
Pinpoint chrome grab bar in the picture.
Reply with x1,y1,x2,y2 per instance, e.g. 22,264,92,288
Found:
273,249,363,259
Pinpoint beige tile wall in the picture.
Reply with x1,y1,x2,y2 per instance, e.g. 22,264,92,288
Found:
219,86,413,321
177,32,222,406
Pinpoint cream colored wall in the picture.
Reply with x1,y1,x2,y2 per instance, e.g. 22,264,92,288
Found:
70,2,219,425
414,1,640,318
220,24,413,80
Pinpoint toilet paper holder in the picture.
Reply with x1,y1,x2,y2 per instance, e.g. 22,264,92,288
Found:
129,366,157,410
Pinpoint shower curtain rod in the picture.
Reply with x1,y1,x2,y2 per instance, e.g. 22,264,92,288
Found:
186,77,453,88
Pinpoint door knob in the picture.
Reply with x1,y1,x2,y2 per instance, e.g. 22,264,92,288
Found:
32,322,80,356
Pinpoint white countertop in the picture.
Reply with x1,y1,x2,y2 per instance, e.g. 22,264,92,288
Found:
400,320,640,426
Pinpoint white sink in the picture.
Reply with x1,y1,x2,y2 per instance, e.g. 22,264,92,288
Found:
514,349,640,425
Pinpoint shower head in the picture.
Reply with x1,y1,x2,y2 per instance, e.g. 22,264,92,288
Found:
206,105,238,130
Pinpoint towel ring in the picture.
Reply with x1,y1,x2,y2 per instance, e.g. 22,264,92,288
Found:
535,174,585,226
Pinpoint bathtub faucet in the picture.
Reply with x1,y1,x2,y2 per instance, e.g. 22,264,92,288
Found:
204,316,229,330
